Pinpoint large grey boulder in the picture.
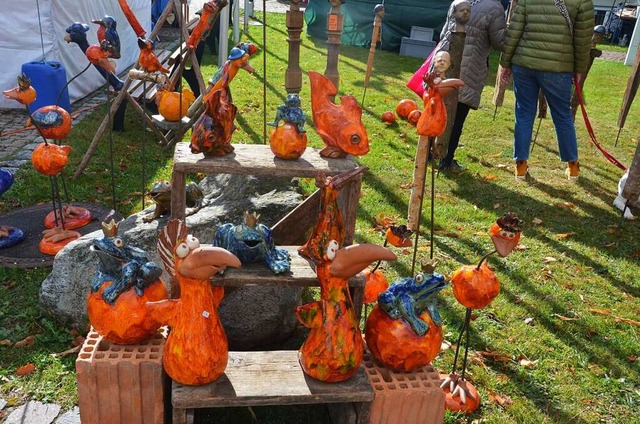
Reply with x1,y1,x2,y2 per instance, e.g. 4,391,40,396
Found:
40,174,306,349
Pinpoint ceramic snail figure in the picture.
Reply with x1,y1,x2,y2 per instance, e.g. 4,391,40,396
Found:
297,169,397,382
213,211,291,274
308,71,369,159
87,220,168,344
365,264,447,372
441,212,523,414
149,219,241,385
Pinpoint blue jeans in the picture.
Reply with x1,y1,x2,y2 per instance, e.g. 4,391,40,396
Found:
512,65,578,162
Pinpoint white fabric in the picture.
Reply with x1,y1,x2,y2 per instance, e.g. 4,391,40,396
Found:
0,0,150,109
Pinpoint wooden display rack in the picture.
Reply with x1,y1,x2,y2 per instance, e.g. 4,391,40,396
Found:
169,142,371,422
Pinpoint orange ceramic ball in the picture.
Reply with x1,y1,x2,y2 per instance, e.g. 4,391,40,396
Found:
395,99,419,119
407,109,422,126
269,123,308,160
365,305,442,372
32,142,71,176
381,111,396,124
451,263,500,309
30,105,72,140
440,375,481,414
88,280,169,344
363,269,390,304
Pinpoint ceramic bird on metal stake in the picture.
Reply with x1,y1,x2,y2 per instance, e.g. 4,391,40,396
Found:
137,37,169,74
92,15,121,59
297,168,397,382
441,212,523,413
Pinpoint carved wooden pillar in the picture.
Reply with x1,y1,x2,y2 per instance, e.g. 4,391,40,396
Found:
286,0,304,94
434,32,465,159
324,0,345,91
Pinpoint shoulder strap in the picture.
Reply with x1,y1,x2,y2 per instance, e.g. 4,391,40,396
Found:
554,0,573,34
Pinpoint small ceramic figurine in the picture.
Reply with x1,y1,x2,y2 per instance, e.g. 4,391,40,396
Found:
213,211,291,274
365,263,447,372
155,83,196,122
308,71,369,159
150,219,241,385
0,169,25,249
87,219,168,344
191,44,257,157
2,74,36,106
269,94,306,133
137,38,169,74
65,22,124,90
143,181,204,223
441,213,523,413
297,169,397,382
92,15,121,59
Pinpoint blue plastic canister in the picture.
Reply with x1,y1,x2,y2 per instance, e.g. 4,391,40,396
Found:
20,61,71,113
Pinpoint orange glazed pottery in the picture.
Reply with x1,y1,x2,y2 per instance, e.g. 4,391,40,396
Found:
407,109,421,126
395,98,418,119
451,262,500,310
31,143,71,176
29,106,72,140
44,205,92,230
269,123,308,160
363,269,389,304
151,220,241,385
381,111,396,124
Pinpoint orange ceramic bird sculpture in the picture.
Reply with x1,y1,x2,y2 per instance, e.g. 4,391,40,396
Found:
308,71,369,159
297,168,397,382
441,212,523,413
86,41,117,74
2,74,36,106
150,219,241,385
137,38,169,74
187,0,227,49
191,44,257,157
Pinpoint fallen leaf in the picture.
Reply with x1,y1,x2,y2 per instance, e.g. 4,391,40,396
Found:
556,232,575,239
441,340,452,351
51,345,81,358
627,355,637,363
514,296,523,304
543,257,557,263
518,357,539,369
589,308,612,316
532,217,543,225
554,202,575,208
72,336,86,347
16,363,36,376
607,225,618,234
401,249,411,255
515,244,527,251
400,182,412,189
14,336,36,348
493,203,501,209
614,317,640,327
524,317,534,325
552,313,579,321
488,389,513,406
0,340,12,346
633,250,640,258
476,350,512,364
484,175,498,181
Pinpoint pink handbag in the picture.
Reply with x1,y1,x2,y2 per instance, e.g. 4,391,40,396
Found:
406,41,442,97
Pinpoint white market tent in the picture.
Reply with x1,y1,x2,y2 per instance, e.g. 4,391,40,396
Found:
0,0,150,109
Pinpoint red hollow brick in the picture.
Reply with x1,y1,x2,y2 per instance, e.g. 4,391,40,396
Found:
76,327,168,424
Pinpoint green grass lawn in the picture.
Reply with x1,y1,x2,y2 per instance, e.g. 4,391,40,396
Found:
1,11,639,423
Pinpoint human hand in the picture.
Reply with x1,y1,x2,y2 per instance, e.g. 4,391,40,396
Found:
500,67,512,85
574,72,584,84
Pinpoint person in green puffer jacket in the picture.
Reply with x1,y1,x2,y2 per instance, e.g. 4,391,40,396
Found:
500,0,594,181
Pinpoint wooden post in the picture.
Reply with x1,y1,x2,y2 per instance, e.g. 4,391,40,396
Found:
285,0,305,94
433,32,464,159
362,4,384,105
622,139,640,207
324,0,345,92
407,135,432,231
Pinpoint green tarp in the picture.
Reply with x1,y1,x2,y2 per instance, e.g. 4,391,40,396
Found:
304,0,452,52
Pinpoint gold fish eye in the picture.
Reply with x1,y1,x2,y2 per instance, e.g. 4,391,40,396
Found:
350,134,360,145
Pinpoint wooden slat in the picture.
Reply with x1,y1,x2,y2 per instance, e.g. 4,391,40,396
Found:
172,350,374,408
173,143,360,178
211,246,365,288
271,190,321,245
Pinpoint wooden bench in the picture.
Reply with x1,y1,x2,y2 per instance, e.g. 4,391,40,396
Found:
171,350,374,424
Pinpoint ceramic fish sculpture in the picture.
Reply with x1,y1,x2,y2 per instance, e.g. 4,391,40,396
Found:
2,74,36,106
297,169,397,382
137,38,169,74
151,219,241,385
308,71,369,159
92,15,120,59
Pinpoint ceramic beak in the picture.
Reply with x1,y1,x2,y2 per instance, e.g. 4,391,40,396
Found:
330,244,397,279
178,246,241,280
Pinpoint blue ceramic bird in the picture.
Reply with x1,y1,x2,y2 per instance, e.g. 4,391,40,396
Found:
92,15,121,59
0,168,25,249
64,22,124,91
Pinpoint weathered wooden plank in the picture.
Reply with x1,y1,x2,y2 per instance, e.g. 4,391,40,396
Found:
172,143,359,178
271,189,321,245
212,246,365,288
172,350,374,408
